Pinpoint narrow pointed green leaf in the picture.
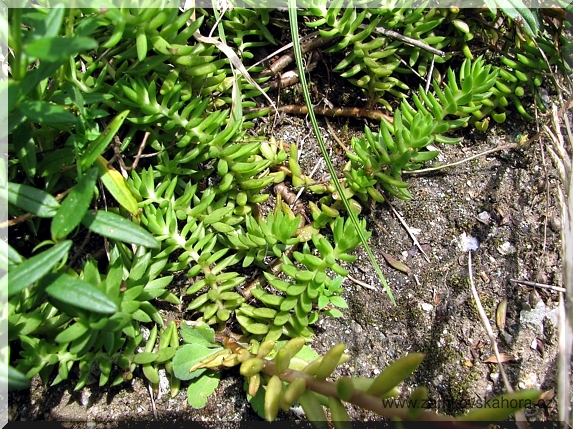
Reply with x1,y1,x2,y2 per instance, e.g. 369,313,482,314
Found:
367,353,425,397
7,365,31,391
81,210,159,249
45,273,119,314
7,182,60,218
80,110,129,171
8,240,72,297
51,167,99,240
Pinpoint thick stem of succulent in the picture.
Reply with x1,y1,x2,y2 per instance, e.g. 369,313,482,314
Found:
219,334,479,429
263,361,472,428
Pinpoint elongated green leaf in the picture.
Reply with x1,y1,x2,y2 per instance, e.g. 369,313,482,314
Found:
7,182,60,218
287,6,395,304
24,36,98,62
7,365,31,391
501,0,540,37
133,352,158,365
54,320,90,343
9,58,65,112
45,273,119,314
457,389,541,421
8,240,72,297
95,156,139,215
7,243,24,266
13,125,36,179
17,100,77,125
80,111,129,170
51,167,99,240
27,7,64,40
81,210,159,249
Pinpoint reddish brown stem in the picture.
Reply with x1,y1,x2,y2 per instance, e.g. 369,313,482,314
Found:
245,105,393,123
217,333,482,429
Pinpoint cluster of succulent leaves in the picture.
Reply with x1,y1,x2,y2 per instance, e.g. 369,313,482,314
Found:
172,322,542,424
3,2,570,423
302,1,572,121
4,4,364,396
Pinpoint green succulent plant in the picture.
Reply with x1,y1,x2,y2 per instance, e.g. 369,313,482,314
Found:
5,3,572,425
172,322,542,426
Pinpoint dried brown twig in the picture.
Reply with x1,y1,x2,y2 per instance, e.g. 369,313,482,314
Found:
257,35,337,78
543,100,573,426
467,251,529,428
244,104,393,122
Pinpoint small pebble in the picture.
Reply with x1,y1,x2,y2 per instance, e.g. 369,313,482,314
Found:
457,233,479,252
498,242,517,255
477,211,490,223
519,373,539,389
421,302,433,312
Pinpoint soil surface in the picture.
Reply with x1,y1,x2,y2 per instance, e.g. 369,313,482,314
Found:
8,57,565,426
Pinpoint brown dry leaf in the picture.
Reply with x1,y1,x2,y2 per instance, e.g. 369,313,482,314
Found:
535,388,555,405
463,360,473,367
483,353,516,363
380,250,411,275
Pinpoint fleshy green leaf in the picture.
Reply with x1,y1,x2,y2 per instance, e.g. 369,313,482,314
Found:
8,240,72,297
245,377,266,419
457,389,541,421
133,352,158,365
7,182,60,218
51,167,99,240
54,320,90,343
81,210,159,249
45,273,119,314
186,371,220,408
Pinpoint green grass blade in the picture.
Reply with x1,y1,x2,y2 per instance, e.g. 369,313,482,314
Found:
287,4,395,304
